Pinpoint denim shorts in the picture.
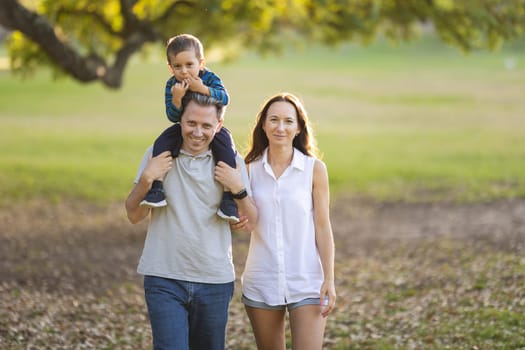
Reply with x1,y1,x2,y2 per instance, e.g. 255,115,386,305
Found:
242,294,325,311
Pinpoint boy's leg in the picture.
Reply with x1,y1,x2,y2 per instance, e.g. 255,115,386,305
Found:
141,124,182,208
210,127,236,168
152,123,183,158
211,127,240,223
188,281,234,350
143,276,190,350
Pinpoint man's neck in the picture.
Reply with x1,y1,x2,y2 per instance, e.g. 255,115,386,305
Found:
180,148,211,157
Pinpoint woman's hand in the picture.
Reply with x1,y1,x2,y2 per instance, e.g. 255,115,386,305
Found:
320,280,336,317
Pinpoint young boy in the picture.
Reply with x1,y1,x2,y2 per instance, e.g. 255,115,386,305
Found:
140,33,239,223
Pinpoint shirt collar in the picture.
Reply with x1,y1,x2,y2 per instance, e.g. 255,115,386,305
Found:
180,149,213,159
262,147,306,171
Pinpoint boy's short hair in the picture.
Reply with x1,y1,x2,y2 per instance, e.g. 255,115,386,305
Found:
166,34,204,63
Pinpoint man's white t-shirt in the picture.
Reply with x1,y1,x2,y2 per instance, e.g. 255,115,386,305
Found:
134,146,250,284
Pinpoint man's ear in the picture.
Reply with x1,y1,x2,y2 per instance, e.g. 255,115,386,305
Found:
215,118,224,132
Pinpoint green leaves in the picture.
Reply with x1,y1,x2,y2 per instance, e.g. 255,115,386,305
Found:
1,0,524,88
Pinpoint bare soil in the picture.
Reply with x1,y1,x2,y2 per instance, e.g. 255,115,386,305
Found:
1,198,524,349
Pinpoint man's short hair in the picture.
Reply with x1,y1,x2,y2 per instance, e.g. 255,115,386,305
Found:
181,92,225,121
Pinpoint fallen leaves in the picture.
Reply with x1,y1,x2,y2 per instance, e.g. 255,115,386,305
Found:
1,199,524,349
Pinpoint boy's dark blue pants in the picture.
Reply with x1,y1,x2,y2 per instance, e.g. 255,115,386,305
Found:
152,124,236,167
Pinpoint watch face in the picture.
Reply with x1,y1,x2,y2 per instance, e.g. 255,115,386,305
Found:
233,189,248,199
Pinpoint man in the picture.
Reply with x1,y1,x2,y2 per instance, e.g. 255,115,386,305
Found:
125,92,257,350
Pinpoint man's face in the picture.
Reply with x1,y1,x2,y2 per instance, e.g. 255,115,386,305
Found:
180,101,223,155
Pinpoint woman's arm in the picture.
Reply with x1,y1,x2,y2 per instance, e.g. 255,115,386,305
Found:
313,159,336,317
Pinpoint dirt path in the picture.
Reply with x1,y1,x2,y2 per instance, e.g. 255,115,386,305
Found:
331,198,525,255
1,198,524,293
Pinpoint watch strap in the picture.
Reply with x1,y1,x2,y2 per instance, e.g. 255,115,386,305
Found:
232,188,248,200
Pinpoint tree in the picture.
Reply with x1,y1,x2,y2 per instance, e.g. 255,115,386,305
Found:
0,0,524,89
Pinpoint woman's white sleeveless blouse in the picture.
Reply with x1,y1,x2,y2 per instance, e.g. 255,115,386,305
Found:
242,148,324,305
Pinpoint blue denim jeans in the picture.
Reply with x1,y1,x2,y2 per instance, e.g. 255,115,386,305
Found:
144,275,234,350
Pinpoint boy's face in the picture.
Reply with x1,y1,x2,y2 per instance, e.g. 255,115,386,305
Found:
168,50,204,81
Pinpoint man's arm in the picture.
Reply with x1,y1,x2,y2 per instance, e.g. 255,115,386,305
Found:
214,158,257,232
231,192,257,234
125,150,173,224
125,177,153,224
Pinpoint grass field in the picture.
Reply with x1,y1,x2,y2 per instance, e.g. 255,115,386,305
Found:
1,36,525,205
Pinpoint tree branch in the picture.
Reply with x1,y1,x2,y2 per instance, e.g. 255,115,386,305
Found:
119,0,139,34
104,33,152,87
56,7,120,36
0,0,110,85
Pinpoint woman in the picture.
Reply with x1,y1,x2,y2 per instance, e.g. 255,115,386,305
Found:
241,92,336,350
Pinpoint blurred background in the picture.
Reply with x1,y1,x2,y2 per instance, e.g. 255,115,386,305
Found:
1,1,524,349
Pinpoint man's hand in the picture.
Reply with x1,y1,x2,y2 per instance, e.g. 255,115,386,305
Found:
125,150,173,224
143,151,173,183
214,161,243,194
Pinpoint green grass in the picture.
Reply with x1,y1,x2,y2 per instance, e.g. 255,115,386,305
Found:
1,35,524,205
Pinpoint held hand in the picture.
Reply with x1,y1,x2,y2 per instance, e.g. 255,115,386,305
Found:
143,151,173,182
320,280,336,318
214,161,243,193
230,213,250,233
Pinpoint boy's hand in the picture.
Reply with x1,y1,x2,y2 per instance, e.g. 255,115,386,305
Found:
186,76,209,96
171,81,188,108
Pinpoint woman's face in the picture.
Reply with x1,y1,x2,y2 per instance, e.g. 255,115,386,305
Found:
262,101,300,148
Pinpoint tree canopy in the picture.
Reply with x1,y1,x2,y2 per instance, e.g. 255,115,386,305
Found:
1,0,524,89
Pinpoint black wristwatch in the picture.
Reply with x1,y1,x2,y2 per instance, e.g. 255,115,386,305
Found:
232,188,248,200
